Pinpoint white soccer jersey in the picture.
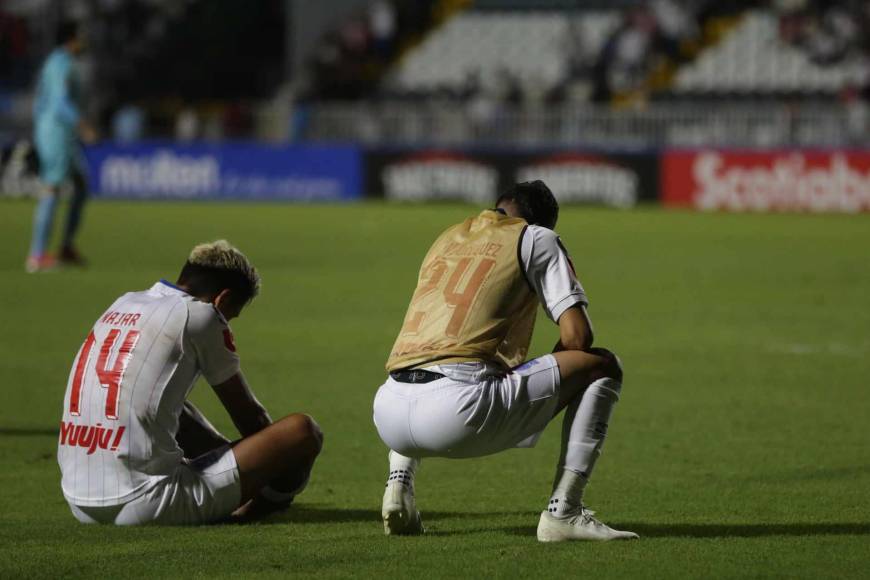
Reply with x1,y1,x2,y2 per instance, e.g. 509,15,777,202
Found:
58,280,240,507
520,225,588,322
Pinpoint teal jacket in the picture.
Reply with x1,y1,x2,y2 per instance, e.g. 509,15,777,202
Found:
33,48,82,150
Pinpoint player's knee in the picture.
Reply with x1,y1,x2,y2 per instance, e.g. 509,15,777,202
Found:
305,414,324,454
281,413,323,458
588,347,623,383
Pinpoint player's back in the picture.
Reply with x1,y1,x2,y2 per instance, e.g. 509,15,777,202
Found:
58,281,225,507
386,209,538,371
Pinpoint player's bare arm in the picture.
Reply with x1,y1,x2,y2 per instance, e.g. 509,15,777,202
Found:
553,304,594,352
176,401,230,459
212,372,272,437
210,371,325,514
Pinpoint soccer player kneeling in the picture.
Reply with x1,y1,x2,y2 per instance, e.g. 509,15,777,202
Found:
58,240,322,525
374,181,637,541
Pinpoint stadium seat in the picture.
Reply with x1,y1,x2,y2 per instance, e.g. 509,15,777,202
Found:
672,11,864,94
390,11,620,93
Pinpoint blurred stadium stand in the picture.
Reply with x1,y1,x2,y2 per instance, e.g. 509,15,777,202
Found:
0,0,868,148
673,10,866,95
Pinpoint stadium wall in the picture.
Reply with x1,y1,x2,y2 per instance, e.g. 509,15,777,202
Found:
77,142,870,212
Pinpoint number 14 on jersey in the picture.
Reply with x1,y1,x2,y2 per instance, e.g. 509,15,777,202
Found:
69,329,140,420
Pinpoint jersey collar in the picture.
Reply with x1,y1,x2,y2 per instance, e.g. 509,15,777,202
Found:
158,279,188,294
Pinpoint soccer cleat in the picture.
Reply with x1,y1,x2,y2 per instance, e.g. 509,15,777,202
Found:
25,254,56,273
382,480,423,536
59,246,87,267
536,506,639,542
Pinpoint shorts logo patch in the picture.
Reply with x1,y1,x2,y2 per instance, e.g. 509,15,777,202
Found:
223,329,237,352
514,359,540,372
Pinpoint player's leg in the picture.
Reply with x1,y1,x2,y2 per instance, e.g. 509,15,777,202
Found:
27,130,67,271
550,347,623,503
59,167,89,265
373,381,423,535
230,413,323,516
27,185,60,272
381,450,423,535
175,401,230,459
538,347,637,541
67,415,321,526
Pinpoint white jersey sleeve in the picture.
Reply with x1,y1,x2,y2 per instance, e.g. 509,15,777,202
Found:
185,302,240,386
520,225,588,322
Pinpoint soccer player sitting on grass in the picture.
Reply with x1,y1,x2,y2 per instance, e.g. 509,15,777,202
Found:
373,181,637,542
58,240,322,525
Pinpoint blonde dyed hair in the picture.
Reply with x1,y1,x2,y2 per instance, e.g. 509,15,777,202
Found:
187,240,261,300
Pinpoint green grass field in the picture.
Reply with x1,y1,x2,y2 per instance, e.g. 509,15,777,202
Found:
1,199,868,579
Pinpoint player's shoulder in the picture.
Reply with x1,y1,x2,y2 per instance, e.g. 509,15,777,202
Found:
526,224,557,239
524,225,562,249
184,300,237,357
186,299,227,328
522,225,576,267
183,301,232,348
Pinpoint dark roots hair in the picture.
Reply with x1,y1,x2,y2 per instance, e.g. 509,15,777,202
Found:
177,240,260,307
495,180,559,230
56,21,81,47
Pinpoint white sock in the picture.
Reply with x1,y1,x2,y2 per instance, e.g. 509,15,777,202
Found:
548,377,621,516
387,450,419,489
547,469,588,517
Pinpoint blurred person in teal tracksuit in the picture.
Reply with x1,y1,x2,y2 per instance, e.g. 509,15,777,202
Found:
27,21,97,273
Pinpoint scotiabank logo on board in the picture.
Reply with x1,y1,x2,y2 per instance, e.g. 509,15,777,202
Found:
662,151,870,212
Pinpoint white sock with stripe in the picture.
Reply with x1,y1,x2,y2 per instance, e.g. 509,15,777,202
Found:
547,377,621,517
386,450,419,489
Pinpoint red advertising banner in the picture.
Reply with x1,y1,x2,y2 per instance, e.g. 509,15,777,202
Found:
662,150,870,212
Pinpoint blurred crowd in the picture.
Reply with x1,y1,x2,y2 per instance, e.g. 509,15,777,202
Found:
776,0,870,110
588,0,705,102
306,0,437,100
0,10,30,90
1,0,282,143
304,0,760,105
3,0,868,145
776,0,869,66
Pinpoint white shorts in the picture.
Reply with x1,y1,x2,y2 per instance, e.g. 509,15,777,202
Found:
373,355,561,458
68,445,241,526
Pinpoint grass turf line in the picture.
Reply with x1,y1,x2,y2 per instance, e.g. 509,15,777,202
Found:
1,200,868,579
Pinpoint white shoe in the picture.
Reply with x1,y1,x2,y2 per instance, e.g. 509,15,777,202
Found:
382,481,423,535
537,507,639,542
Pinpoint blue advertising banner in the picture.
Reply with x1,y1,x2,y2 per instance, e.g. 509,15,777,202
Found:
85,142,361,201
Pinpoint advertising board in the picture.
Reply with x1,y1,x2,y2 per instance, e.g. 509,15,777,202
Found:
85,142,362,201
662,150,870,212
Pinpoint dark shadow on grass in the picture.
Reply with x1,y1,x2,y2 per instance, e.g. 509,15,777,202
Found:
0,427,58,437
243,506,530,526
502,523,870,538
284,506,379,523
